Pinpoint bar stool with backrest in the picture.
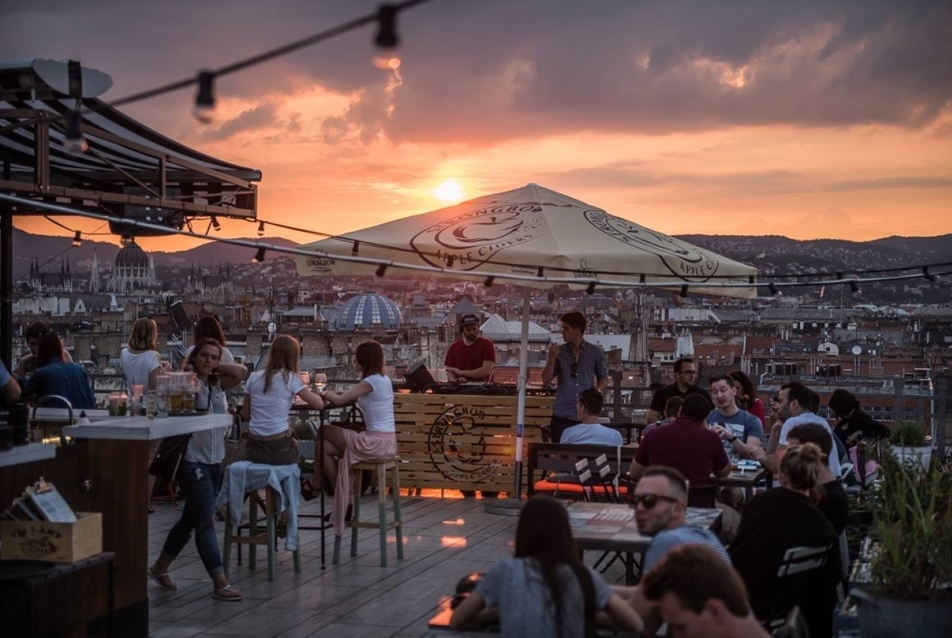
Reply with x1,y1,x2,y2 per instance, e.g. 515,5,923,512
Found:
221,461,302,581
332,456,404,566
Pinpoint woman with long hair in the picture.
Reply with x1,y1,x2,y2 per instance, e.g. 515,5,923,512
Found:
827,388,890,446
321,341,397,531
729,443,838,638
728,370,766,426
185,315,235,364
450,496,643,637
21,332,96,409
149,338,247,601
121,317,165,393
242,334,324,465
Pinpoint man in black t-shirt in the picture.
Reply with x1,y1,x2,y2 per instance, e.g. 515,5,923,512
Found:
647,357,712,424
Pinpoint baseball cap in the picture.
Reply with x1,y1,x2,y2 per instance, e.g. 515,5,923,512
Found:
459,313,480,328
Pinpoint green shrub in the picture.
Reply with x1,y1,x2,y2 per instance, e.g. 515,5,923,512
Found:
889,420,927,447
870,454,952,600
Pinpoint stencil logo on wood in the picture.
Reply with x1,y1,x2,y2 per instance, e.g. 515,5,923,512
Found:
427,405,502,483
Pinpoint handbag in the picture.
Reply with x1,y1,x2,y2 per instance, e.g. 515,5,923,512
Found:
148,434,192,484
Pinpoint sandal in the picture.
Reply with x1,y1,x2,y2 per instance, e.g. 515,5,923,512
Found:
148,566,178,591
212,585,243,602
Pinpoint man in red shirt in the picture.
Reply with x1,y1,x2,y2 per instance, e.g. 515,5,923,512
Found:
445,313,496,383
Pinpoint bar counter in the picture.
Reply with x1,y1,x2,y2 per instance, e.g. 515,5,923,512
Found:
0,412,231,637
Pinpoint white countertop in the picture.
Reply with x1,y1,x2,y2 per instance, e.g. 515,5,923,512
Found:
0,442,58,467
62,413,234,441
32,407,111,422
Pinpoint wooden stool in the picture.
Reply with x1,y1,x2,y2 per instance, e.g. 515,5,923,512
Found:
333,457,404,566
222,486,301,581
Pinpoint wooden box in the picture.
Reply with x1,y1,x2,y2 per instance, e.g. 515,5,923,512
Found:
0,512,102,563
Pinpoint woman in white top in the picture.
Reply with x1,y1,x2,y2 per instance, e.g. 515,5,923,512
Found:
322,340,397,532
120,317,165,393
242,334,324,466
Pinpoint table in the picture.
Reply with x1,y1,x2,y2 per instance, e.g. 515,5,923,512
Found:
601,421,650,445
713,465,768,502
567,502,722,584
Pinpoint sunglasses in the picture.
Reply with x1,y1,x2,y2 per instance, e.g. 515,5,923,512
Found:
631,493,680,509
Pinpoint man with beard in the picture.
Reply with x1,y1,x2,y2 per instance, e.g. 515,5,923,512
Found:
445,313,496,383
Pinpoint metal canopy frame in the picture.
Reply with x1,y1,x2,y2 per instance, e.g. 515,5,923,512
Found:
0,60,263,369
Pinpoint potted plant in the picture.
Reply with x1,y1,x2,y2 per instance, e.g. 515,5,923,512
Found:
853,454,952,637
888,420,932,470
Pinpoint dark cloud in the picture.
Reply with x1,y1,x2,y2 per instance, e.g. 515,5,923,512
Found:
2,0,950,145
200,103,278,142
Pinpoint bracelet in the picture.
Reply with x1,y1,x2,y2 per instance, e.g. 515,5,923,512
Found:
728,435,738,443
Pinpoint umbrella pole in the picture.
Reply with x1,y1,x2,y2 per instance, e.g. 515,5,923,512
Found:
513,287,531,499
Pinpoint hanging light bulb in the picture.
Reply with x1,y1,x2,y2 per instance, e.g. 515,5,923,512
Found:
768,282,782,296
679,284,689,298
849,280,861,295
586,281,596,296
373,4,401,70
194,70,216,124
252,247,266,263
211,215,221,231
64,111,88,154
72,230,82,247
257,220,265,237
376,264,388,277
483,276,494,288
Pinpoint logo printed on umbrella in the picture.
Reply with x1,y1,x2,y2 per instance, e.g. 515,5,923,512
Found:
411,205,546,269
583,210,719,281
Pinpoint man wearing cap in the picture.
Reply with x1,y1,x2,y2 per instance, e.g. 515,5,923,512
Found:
445,313,496,384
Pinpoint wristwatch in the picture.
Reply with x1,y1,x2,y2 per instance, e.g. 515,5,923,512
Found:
728,435,738,443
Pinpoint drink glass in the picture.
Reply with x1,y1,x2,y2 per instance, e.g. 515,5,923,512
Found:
168,392,184,413
312,373,327,393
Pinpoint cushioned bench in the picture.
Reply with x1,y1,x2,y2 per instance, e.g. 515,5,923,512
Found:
527,443,638,502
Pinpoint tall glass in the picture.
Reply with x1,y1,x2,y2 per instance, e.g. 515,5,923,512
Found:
182,373,198,412
312,372,327,393
155,375,170,418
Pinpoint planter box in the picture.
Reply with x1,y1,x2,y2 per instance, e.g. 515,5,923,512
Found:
0,512,102,563
889,444,933,470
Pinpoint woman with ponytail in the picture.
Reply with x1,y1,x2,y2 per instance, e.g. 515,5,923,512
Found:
450,496,642,638
729,443,838,638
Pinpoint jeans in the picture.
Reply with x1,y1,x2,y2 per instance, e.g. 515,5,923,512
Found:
160,460,224,576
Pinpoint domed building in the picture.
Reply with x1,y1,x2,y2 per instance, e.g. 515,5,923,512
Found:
106,239,159,293
332,293,403,331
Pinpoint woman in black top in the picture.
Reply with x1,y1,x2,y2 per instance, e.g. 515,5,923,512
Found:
827,389,890,446
729,444,838,638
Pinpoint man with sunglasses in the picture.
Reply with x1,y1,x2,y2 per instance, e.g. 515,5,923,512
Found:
541,311,608,443
615,466,731,634
646,357,711,425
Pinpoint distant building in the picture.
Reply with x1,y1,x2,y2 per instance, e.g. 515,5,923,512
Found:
29,257,73,293
104,240,159,293
332,293,403,331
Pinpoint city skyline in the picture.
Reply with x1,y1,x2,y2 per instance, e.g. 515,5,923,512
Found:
3,0,951,252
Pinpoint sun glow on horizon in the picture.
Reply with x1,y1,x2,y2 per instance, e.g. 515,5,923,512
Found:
433,179,465,203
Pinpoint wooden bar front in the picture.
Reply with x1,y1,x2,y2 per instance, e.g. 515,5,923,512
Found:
392,393,554,494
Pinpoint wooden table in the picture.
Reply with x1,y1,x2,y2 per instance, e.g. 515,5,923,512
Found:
0,412,232,637
713,464,768,502
567,502,722,584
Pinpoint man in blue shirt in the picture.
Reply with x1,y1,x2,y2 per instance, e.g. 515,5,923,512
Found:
706,374,764,460
541,311,608,443
560,388,623,446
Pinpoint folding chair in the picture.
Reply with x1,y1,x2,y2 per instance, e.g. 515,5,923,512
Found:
762,543,835,633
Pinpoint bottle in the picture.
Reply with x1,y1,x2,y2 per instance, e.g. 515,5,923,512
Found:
145,391,157,421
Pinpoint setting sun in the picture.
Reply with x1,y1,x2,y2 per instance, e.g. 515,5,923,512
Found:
433,179,465,203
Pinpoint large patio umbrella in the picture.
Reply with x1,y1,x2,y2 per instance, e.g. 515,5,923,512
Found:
296,184,758,495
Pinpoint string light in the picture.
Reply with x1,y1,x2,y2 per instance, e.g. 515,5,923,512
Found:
194,71,216,124
351,241,360,255
373,4,401,70
483,276,494,288
211,214,221,231
639,274,646,284
923,267,938,282
849,280,861,295
680,284,689,298
64,111,88,154
376,264,388,277
72,230,82,247
257,220,265,236
252,247,266,263
768,282,781,296
586,281,596,295
537,266,544,278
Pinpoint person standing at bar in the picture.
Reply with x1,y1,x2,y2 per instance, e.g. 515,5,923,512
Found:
541,311,608,443
444,313,496,383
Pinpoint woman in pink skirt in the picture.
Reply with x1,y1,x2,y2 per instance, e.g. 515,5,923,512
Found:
320,341,397,532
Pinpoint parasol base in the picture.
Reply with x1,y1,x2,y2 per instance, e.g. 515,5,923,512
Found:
484,497,525,516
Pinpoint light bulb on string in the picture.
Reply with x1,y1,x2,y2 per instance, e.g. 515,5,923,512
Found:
72,230,82,247
193,71,216,124
257,220,265,237
373,4,401,70
211,215,221,231
252,247,266,263
64,111,88,154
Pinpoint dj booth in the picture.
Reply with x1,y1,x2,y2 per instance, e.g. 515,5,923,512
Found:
396,363,554,494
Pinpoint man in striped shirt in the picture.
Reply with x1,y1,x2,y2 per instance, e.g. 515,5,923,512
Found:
541,311,608,443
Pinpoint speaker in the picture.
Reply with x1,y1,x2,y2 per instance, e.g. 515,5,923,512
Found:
404,361,436,393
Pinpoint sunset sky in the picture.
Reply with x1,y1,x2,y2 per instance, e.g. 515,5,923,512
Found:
3,0,951,252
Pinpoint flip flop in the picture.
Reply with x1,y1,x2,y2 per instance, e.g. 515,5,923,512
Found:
148,566,178,591
212,585,243,602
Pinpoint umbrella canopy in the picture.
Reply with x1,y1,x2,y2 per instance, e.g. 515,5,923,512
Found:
296,183,757,298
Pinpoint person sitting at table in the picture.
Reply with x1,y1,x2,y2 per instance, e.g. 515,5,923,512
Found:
559,388,623,446
149,337,248,601
450,495,643,637
185,315,236,364
16,320,72,379
614,466,731,636
786,424,849,535
243,334,325,466
320,341,398,530
642,395,682,436
728,369,766,427
827,388,890,447
729,443,838,638
120,317,164,394
21,332,96,409
629,394,732,495
641,544,770,638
